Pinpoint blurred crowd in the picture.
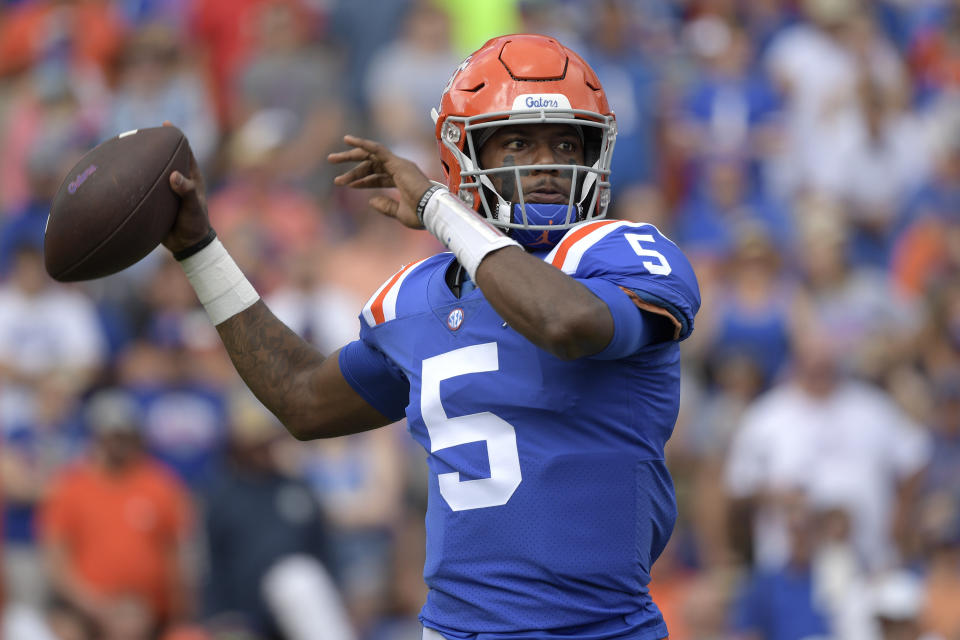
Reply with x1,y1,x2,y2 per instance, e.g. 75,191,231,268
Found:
1,0,960,639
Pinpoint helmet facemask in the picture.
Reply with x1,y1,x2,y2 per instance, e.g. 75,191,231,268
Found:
438,106,617,249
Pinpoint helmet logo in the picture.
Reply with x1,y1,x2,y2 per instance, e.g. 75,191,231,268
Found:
447,307,464,331
512,93,572,110
526,96,558,108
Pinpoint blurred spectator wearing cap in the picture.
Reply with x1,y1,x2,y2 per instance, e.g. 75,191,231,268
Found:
724,320,932,574
39,389,195,639
102,23,217,168
203,390,353,640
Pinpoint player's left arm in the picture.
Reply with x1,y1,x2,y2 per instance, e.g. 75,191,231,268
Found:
474,246,679,359
329,136,675,360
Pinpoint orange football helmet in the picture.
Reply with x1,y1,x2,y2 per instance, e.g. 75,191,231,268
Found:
432,34,617,246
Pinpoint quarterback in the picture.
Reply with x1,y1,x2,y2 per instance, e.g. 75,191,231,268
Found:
165,34,700,640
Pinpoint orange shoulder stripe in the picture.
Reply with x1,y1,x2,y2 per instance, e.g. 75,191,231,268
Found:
370,261,420,325
549,220,620,269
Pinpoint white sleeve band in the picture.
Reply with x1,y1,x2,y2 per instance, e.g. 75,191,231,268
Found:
422,189,520,281
178,238,260,325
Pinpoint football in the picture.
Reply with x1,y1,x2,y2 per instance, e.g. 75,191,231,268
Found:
44,125,190,282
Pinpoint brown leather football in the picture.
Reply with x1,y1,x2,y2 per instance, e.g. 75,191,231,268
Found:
44,126,190,281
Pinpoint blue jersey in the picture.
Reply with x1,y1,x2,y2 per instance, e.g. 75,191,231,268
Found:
339,220,700,639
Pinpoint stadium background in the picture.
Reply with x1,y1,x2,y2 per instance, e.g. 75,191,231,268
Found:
2,0,960,638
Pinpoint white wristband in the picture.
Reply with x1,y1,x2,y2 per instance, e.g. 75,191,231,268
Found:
179,238,260,325
422,189,520,281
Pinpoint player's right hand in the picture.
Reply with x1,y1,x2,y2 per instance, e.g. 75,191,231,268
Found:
328,135,434,229
162,121,213,254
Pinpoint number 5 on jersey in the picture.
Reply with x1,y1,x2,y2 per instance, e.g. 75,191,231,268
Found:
626,233,672,275
421,343,522,511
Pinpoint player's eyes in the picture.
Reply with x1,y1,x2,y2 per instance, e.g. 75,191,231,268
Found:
505,139,527,150
556,141,577,153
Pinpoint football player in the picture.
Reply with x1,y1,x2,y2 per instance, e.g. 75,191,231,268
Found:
165,34,700,640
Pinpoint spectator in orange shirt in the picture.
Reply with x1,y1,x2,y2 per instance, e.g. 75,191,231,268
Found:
39,389,194,640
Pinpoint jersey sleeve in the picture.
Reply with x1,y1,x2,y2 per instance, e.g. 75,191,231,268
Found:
546,220,701,342
338,339,410,422
576,277,676,360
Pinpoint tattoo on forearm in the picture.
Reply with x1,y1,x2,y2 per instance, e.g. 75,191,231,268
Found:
216,301,324,426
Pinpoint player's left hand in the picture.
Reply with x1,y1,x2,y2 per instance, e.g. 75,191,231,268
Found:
328,135,433,229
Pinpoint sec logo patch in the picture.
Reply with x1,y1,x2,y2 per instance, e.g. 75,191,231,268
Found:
447,307,464,331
